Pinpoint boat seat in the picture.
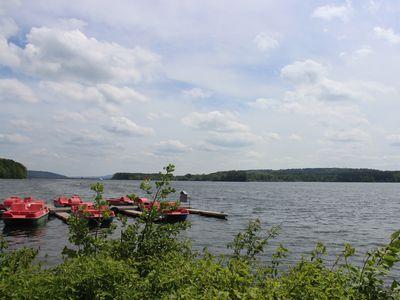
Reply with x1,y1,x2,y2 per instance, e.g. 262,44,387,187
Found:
11,203,29,211
29,203,44,211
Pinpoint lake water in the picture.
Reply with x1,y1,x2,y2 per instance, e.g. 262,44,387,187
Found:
1,179,400,270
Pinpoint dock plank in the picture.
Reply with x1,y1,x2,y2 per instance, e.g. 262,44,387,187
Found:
117,209,143,217
110,205,138,211
188,209,228,219
53,212,70,222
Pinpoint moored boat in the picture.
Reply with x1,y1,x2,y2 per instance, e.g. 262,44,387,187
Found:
134,197,153,210
71,202,115,226
53,195,83,207
0,198,49,226
0,196,34,209
162,207,189,223
106,196,134,206
135,198,188,223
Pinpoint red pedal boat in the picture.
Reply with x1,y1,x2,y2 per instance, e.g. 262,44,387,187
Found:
0,196,34,210
71,202,115,226
135,198,188,223
0,197,49,226
53,195,83,207
162,207,189,223
106,196,134,206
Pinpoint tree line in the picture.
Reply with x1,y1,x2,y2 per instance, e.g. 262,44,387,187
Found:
0,158,27,179
113,168,400,182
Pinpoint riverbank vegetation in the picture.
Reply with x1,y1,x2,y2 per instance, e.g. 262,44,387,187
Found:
0,158,27,179
1,165,400,299
113,168,400,182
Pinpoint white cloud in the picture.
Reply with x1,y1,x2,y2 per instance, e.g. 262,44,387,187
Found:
103,116,154,136
368,0,383,12
205,131,258,148
0,78,37,103
283,100,369,128
373,26,400,44
1,26,161,84
0,18,18,38
41,81,146,105
312,1,352,21
52,111,87,122
68,131,106,146
387,134,400,146
281,60,326,85
324,128,370,143
248,98,280,110
0,133,30,144
0,1,20,16
264,132,281,141
97,84,147,103
254,32,279,51
289,134,303,141
182,111,248,132
0,35,21,67
338,47,372,60
182,111,260,150
281,60,394,102
56,18,88,31
31,147,61,159
154,140,191,154
40,81,103,103
182,87,212,99
354,46,372,57
147,112,173,121
10,120,38,131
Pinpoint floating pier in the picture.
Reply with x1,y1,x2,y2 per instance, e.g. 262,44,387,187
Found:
110,205,139,211
188,208,228,219
47,204,71,223
47,204,227,222
53,212,70,222
115,208,143,217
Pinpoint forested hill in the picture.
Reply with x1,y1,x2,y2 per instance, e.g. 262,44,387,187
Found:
0,158,27,179
178,168,400,182
113,168,400,182
27,170,68,179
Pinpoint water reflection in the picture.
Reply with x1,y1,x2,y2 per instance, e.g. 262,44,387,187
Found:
2,223,48,238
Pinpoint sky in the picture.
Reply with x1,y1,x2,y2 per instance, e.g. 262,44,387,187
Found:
1,0,400,176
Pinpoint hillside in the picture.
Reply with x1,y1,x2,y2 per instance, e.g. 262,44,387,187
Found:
0,158,27,179
27,170,68,179
177,168,400,182
112,168,400,182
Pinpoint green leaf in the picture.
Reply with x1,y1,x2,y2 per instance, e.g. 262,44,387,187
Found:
390,230,400,241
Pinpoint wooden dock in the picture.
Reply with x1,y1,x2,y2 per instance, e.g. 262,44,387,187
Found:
47,204,70,222
116,208,143,217
53,212,70,222
110,205,138,211
188,209,228,219
46,204,227,222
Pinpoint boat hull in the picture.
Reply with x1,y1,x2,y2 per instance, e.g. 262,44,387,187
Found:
2,212,49,227
107,196,134,206
162,213,188,223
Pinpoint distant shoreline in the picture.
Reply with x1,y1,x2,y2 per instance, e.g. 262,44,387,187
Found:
112,168,400,183
22,167,400,183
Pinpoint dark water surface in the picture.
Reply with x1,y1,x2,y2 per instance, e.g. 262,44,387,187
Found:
1,179,400,269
